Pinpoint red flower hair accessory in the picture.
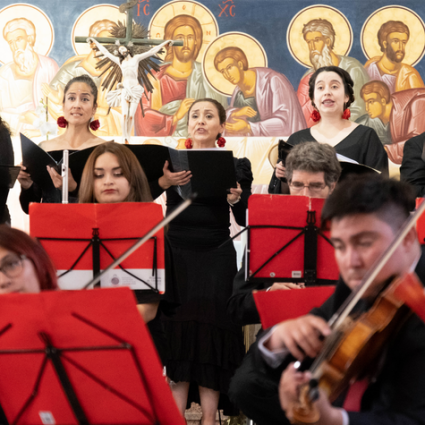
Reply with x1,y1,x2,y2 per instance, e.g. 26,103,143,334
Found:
185,138,193,149
90,119,100,131
217,137,226,148
311,110,321,123
57,116,68,128
342,109,351,120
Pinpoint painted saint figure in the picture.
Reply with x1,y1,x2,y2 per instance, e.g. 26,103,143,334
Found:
297,19,369,126
214,47,306,137
134,15,227,138
88,37,173,142
356,80,425,164
0,17,59,136
365,21,424,93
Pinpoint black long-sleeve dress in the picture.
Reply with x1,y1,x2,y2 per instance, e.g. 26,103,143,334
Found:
160,157,253,409
0,126,14,224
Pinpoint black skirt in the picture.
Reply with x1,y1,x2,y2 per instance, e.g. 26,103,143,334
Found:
162,241,244,411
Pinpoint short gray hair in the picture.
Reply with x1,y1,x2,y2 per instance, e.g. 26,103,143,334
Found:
286,142,341,187
303,19,336,50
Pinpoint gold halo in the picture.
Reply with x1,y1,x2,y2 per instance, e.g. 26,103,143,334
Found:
361,6,425,66
148,0,218,61
72,5,122,56
287,5,353,68
202,32,267,97
0,4,54,65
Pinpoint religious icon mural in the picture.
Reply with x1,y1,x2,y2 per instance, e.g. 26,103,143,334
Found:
134,1,227,138
2,0,425,172
287,5,369,127
203,32,306,137
356,6,425,163
0,4,59,138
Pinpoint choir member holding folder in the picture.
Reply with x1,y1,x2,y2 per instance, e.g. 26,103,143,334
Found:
18,75,106,213
268,66,388,195
156,98,253,423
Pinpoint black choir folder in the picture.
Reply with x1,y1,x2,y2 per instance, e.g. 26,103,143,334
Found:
0,165,20,188
20,134,96,187
21,135,237,198
168,148,237,199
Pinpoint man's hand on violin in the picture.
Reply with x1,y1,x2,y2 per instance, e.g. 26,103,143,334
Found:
158,160,192,190
266,314,331,360
279,363,344,425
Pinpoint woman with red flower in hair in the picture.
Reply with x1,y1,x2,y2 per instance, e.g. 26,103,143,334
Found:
153,98,253,423
18,75,106,213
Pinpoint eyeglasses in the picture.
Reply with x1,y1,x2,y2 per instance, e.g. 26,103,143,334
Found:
0,254,26,278
289,182,327,194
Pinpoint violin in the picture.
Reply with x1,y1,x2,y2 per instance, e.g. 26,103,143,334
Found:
289,200,425,424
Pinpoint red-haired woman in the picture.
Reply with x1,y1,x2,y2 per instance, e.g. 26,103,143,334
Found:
0,225,58,294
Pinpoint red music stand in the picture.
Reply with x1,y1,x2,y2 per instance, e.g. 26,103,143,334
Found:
253,287,336,328
416,198,425,244
247,195,339,285
29,203,164,292
0,287,185,425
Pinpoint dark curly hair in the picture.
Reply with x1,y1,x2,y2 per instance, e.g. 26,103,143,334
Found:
308,66,355,110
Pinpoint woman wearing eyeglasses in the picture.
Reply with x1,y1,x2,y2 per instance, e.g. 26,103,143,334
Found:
0,225,58,294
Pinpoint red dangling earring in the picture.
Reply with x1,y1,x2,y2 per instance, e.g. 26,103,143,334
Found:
57,116,68,128
217,137,226,148
342,109,351,120
90,119,100,131
185,138,193,149
311,110,321,123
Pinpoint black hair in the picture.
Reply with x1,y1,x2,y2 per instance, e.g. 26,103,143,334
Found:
308,66,355,110
63,75,98,105
187,98,226,139
321,174,415,231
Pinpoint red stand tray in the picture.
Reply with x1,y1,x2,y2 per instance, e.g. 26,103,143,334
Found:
253,287,336,329
29,203,165,292
247,195,339,284
0,287,185,425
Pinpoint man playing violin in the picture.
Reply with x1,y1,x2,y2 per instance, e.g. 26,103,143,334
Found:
266,174,425,425
233,174,425,425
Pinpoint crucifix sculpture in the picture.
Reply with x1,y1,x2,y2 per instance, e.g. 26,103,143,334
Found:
75,0,183,143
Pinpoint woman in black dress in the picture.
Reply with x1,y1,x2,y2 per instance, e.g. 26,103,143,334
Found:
269,66,388,193
17,75,105,212
0,117,14,224
157,98,252,423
